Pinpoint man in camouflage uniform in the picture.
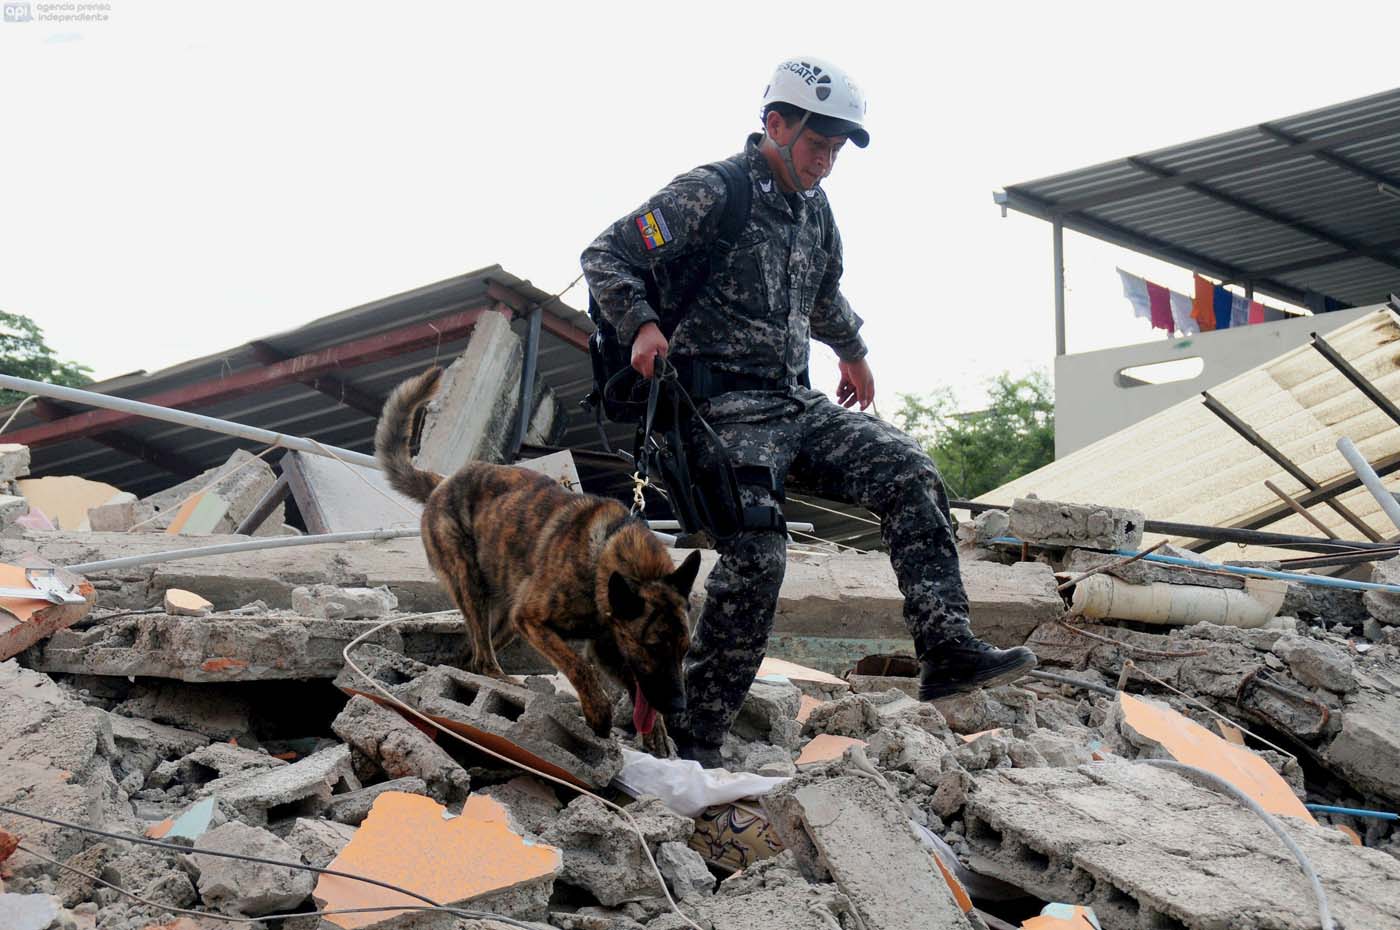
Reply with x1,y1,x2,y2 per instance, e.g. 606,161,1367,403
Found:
582,58,1036,766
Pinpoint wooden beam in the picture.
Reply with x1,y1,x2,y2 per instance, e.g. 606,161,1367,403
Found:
248,340,383,418
5,306,490,449
30,399,203,479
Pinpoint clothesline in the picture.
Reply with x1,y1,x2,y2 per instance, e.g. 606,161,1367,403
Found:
1117,268,1299,337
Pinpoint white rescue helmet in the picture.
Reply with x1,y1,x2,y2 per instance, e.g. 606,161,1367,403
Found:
761,57,869,148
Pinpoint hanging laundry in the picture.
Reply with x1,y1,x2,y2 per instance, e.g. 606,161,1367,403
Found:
1230,293,1250,328
1144,281,1175,332
1117,269,1153,325
1213,285,1233,330
1264,305,1291,323
1248,301,1265,324
1169,290,1199,335
1192,275,1216,332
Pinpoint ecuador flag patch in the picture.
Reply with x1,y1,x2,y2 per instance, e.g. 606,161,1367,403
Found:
635,208,672,251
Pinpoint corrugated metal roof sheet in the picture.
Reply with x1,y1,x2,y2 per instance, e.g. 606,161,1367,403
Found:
976,308,1400,560
998,88,1400,309
2,265,883,549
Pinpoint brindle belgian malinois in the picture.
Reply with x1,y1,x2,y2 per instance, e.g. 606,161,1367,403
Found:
375,367,701,738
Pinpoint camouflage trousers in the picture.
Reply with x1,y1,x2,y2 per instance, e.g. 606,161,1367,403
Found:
677,389,973,749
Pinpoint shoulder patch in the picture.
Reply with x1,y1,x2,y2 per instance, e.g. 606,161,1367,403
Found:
635,208,673,251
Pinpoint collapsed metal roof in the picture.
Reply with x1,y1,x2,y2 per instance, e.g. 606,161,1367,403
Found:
2,266,882,549
996,87,1400,310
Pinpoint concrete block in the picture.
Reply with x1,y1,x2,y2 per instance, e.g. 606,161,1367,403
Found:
755,657,850,699
286,817,357,869
32,610,467,682
163,588,212,616
657,841,715,898
731,678,802,748
86,496,155,532
1063,545,1244,590
107,713,209,782
191,821,315,916
0,444,31,482
1269,633,1357,694
314,790,561,927
1363,556,1400,626
114,681,255,740
143,450,284,537
963,763,1400,930
199,744,359,827
1008,497,1144,551
692,856,852,930
338,652,623,790
0,494,28,530
519,449,582,492
478,776,562,837
541,795,692,906
762,773,971,930
291,583,398,620
1323,675,1400,806
331,695,470,806
416,311,524,471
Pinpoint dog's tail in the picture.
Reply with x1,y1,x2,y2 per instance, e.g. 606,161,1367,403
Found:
375,367,446,503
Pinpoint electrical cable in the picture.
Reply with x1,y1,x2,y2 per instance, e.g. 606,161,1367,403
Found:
341,613,705,930
1136,760,1333,930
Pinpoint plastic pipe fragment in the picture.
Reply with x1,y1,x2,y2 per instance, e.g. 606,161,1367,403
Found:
1070,574,1287,628
1336,436,1400,535
1305,804,1399,822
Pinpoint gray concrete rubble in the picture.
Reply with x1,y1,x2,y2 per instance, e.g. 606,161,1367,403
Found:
1063,545,1246,589
764,769,971,930
86,497,155,533
189,821,315,916
291,582,399,620
30,608,470,682
197,744,359,826
961,763,1400,930
141,449,285,536
1008,496,1145,551
540,795,693,906
338,644,623,789
0,493,29,530
331,694,471,804
692,854,857,930
1365,556,1400,626
285,816,357,868
322,775,428,825
0,442,31,482
656,841,715,899
415,310,526,471
478,775,563,837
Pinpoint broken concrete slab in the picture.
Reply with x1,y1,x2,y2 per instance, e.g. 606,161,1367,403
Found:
478,776,562,838
323,777,429,826
795,734,866,767
763,772,971,930
281,449,421,534
198,744,359,827
112,680,255,740
31,609,468,682
142,450,284,537
291,583,398,620
86,496,155,533
331,695,470,806
1270,632,1357,694
415,311,524,472
286,817,358,869
0,660,133,876
693,854,855,930
541,795,692,906
1063,545,1245,590
338,647,623,790
315,790,561,927
0,444,31,482
657,842,715,899
1008,497,1144,551
962,762,1400,930
731,678,802,749
0,560,93,662
190,821,315,916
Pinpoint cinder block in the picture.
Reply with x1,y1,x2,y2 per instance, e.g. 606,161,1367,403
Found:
0,444,30,483
1008,497,1144,551
198,744,360,827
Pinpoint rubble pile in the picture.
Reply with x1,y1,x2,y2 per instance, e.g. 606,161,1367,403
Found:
4,428,1400,930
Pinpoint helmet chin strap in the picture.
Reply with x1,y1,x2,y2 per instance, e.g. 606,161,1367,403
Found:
768,111,813,192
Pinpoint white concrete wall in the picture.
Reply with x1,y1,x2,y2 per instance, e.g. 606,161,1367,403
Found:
1054,304,1380,457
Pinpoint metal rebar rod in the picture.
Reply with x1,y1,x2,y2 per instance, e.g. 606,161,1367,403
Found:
1311,332,1400,429
1263,479,1338,539
0,374,380,470
1337,436,1400,535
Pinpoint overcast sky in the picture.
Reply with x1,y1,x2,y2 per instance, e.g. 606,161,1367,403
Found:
3,1,1397,411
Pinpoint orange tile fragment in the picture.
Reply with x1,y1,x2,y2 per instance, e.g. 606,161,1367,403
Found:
796,694,823,725
199,657,248,674
757,657,847,687
795,734,866,767
1022,904,1101,928
313,790,561,929
1117,693,1314,823
0,827,18,864
1336,825,1363,846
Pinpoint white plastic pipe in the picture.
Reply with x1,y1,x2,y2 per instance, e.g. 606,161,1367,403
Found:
0,374,380,469
1337,435,1400,535
1070,574,1288,628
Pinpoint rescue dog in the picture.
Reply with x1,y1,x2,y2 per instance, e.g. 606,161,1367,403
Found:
375,367,701,739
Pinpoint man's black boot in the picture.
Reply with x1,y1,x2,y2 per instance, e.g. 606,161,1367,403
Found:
672,731,725,769
918,636,1038,702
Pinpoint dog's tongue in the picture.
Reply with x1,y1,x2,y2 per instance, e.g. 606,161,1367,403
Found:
633,683,657,735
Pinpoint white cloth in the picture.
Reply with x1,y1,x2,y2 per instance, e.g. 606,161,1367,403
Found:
612,748,790,817
1169,290,1199,335
1117,269,1153,323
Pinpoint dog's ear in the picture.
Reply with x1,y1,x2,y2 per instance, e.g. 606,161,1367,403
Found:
667,550,703,597
608,571,645,620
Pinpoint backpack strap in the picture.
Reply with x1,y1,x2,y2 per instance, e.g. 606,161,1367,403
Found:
703,157,752,249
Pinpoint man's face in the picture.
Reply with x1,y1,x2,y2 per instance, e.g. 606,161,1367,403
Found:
768,116,847,190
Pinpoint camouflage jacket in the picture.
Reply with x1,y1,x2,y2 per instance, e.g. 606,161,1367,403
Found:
581,133,867,387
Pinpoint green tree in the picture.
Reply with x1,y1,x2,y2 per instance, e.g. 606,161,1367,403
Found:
894,370,1054,500
0,311,93,407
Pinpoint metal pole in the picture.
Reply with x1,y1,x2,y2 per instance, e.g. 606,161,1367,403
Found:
0,374,381,470
1052,221,1066,356
1337,436,1400,534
